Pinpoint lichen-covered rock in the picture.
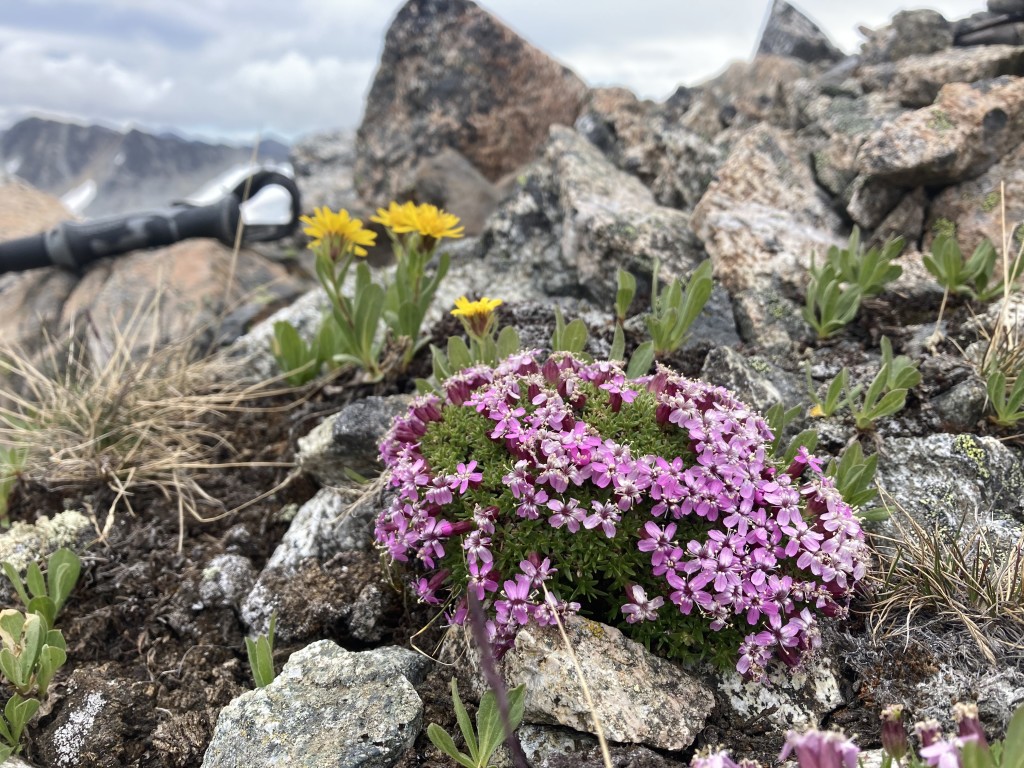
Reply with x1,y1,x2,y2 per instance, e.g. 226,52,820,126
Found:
926,138,1024,255
859,45,1024,107
874,433,1024,541
756,0,843,64
691,124,844,293
856,77,1024,187
0,510,92,606
297,395,412,484
445,616,715,751
475,125,704,305
718,653,844,731
201,641,423,768
355,0,589,205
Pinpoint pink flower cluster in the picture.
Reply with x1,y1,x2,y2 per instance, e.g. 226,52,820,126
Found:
375,351,868,679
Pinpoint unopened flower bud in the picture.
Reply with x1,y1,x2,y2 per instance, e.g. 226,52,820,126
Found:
881,705,909,761
953,702,987,748
914,719,943,749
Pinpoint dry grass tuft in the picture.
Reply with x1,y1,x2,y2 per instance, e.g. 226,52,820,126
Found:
866,491,1024,665
0,307,298,551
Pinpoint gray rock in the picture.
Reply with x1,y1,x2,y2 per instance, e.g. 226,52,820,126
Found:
297,395,412,484
201,641,422,768
930,375,988,432
476,125,704,306
989,0,1024,14
355,0,589,204
700,346,803,414
413,148,501,236
859,10,953,66
874,433,1024,540
856,77,1024,187
240,482,392,637
757,0,844,64
691,124,844,293
859,45,1024,108
926,138,1024,256
732,283,814,354
577,89,724,212
290,129,360,214
198,554,257,611
444,616,715,751
870,187,927,249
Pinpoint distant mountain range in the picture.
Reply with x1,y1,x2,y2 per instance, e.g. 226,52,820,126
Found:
0,116,290,217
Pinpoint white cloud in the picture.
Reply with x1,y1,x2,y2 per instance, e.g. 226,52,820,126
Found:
0,0,992,142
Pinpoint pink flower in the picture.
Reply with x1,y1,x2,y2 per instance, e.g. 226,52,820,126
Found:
621,584,664,624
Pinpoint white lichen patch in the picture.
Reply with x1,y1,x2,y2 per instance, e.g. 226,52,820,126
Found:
52,691,105,767
0,510,90,573
720,656,842,730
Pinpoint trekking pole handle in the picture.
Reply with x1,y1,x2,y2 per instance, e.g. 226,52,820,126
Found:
0,195,240,275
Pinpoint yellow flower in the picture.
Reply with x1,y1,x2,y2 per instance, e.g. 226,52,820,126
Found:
300,207,377,256
370,201,419,233
451,296,502,338
808,404,825,418
411,203,464,241
371,201,465,241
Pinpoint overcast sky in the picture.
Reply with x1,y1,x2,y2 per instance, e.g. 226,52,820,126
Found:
0,0,986,145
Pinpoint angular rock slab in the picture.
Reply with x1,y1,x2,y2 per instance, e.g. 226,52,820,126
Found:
691,124,844,293
756,0,843,64
448,616,714,752
859,45,1024,108
856,77,1024,187
355,0,588,203
202,641,423,768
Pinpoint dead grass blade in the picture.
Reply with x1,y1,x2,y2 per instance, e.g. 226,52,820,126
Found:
866,489,1024,665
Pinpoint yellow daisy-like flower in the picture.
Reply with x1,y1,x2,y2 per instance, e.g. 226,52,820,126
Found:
300,206,377,257
371,201,465,241
411,203,465,241
370,201,419,234
451,295,502,338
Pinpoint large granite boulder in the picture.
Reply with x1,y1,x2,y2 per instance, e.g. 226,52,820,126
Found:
691,124,844,293
355,0,589,205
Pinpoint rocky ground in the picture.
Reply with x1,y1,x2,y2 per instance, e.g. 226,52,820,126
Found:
2,0,1024,766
